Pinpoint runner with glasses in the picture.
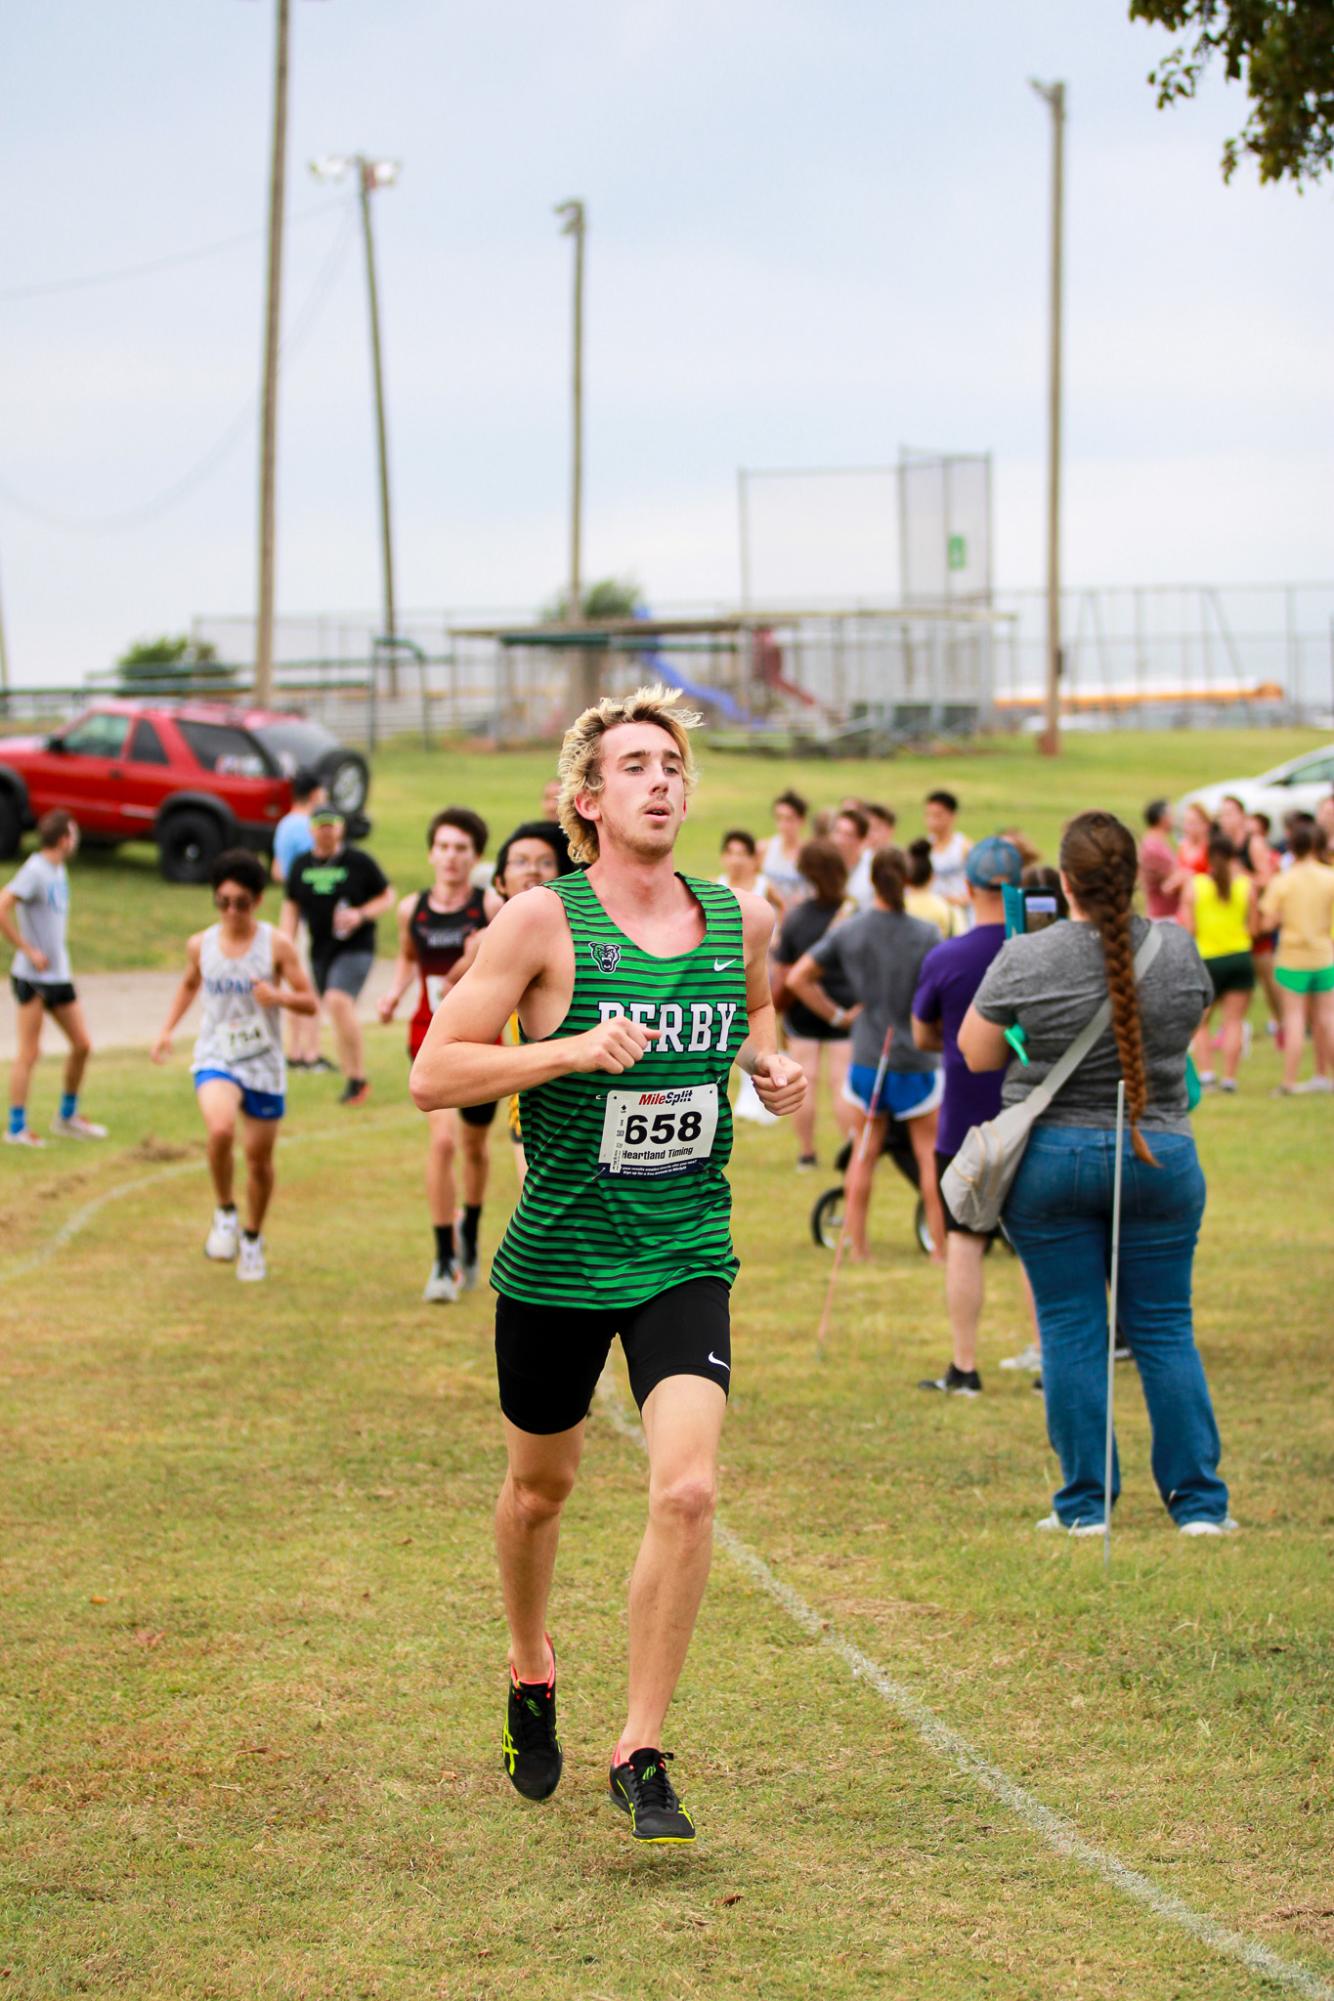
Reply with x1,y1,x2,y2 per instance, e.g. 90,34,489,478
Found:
151,850,317,1281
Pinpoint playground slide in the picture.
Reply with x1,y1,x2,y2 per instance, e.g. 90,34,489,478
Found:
642,650,745,724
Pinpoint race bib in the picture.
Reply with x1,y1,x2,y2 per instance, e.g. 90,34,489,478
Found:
597,1084,718,1179
220,1018,271,1066
425,974,448,1013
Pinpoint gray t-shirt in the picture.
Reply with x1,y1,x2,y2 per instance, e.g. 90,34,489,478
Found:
972,915,1212,1132
6,852,71,984
811,906,941,1072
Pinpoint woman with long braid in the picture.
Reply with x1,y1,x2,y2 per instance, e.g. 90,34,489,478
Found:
958,811,1235,1536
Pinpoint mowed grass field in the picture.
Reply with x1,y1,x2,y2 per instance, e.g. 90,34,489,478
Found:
29,722,1332,971
3,724,1332,1997
2,1026,1332,1993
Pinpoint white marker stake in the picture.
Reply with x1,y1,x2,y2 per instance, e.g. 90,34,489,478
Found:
1104,1079,1126,1573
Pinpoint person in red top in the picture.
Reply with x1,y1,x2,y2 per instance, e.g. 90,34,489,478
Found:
1139,799,1180,922
380,807,496,1302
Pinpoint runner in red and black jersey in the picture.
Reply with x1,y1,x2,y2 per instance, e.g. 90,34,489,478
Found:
380,807,497,1301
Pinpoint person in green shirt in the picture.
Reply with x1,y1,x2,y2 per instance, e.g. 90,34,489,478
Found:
410,684,805,1845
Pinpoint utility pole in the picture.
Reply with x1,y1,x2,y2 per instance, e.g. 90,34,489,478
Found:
311,154,401,687
555,200,586,620
255,0,291,707
358,159,397,674
1031,78,1065,756
555,200,590,704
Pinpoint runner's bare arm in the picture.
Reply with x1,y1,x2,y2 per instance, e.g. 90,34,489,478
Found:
256,931,318,1015
733,891,805,1115
912,1014,944,1052
409,893,656,1110
151,934,204,1061
377,893,419,1023
0,884,44,969
351,882,397,925
278,896,300,943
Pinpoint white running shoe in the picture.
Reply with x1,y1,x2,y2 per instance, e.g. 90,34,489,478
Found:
51,1113,108,1140
204,1208,240,1261
423,1260,461,1304
4,1126,45,1149
460,1251,481,1292
1179,1517,1239,1537
1000,1342,1042,1373
1293,1076,1333,1095
1035,1513,1107,1537
237,1234,267,1282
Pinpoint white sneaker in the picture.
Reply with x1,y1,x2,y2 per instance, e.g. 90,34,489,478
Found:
204,1208,240,1261
422,1260,461,1304
1179,1517,1239,1537
51,1113,108,1140
1293,1076,1333,1095
237,1234,266,1282
460,1251,481,1292
1035,1513,1106,1537
4,1126,45,1149
1000,1342,1042,1372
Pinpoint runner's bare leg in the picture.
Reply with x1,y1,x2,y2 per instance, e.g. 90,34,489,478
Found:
617,1374,726,1756
495,1416,585,1682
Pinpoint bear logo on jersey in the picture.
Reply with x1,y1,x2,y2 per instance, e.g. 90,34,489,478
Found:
589,943,622,975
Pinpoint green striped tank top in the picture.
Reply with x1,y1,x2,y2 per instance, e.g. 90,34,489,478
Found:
490,871,748,1309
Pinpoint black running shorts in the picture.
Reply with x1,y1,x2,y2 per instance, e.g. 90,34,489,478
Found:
11,977,77,1010
460,1098,499,1129
494,1277,732,1435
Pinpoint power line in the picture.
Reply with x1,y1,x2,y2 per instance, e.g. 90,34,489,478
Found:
0,203,358,535
0,197,347,304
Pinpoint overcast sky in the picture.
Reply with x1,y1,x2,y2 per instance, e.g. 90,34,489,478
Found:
3,0,1332,685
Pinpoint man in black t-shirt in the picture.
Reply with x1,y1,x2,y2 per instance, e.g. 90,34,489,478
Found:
280,806,395,1104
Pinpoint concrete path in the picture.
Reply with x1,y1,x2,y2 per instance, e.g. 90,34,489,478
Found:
0,959,399,1060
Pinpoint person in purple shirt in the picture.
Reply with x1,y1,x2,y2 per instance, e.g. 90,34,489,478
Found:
911,836,1032,1395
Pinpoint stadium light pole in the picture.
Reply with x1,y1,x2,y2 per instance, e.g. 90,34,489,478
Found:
1030,77,1066,757
310,154,401,686
554,200,586,625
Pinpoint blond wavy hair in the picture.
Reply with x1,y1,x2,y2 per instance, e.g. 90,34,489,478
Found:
556,683,702,866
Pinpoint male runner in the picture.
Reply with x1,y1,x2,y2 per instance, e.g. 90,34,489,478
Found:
410,686,804,1845
151,850,316,1280
379,808,494,1301
281,806,395,1104
271,768,329,1072
1,810,106,1146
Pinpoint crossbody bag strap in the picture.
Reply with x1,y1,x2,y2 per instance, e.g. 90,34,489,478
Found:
1022,923,1163,1118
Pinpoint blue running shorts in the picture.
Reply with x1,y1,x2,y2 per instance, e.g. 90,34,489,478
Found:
193,1067,286,1121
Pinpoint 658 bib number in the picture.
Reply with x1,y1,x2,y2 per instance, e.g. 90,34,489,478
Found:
598,1084,718,1179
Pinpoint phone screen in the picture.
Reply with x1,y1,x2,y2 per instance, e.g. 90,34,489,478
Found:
1024,894,1060,933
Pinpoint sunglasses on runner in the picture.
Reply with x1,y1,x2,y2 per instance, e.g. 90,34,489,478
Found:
214,894,254,912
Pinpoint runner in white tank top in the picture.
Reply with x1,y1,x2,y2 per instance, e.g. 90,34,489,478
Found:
193,922,286,1100
152,851,317,1282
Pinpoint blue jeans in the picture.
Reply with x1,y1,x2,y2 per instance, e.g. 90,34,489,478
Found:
1004,1126,1229,1529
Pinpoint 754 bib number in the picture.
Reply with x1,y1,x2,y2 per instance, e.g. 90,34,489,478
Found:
597,1084,718,1179
219,1017,271,1066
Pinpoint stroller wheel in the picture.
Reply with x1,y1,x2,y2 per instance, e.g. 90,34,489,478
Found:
915,1198,935,1256
812,1187,845,1250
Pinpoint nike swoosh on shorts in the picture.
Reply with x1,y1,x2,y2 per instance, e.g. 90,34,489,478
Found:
708,1352,730,1371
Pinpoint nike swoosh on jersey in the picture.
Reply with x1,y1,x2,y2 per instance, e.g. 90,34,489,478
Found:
708,1352,731,1371
713,959,737,971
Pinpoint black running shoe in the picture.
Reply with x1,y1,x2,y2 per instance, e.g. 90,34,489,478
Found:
917,1363,982,1396
502,1649,562,1802
339,1078,371,1106
609,1748,696,1843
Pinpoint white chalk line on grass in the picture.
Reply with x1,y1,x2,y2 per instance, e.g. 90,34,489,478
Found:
0,1112,416,1280
598,1383,1334,2001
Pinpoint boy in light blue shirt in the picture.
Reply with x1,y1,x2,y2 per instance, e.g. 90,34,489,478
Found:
271,771,327,1070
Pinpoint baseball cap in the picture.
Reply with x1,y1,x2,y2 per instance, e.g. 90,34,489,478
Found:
308,803,345,825
965,836,1024,889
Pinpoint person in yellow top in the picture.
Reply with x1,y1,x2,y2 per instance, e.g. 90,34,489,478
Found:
1183,834,1257,1093
1259,820,1334,1095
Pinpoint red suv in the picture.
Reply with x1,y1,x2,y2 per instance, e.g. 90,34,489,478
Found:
0,700,370,882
